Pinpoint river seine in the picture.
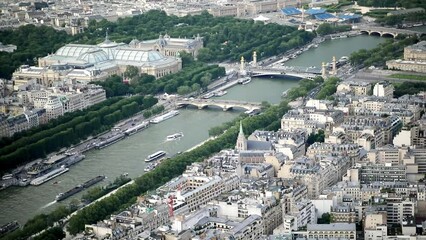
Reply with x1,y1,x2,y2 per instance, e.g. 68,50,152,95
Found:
0,35,385,226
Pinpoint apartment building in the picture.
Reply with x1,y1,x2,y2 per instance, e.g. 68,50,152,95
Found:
44,96,64,121
0,84,106,138
337,81,371,96
279,157,329,198
281,108,344,134
402,148,426,181
325,131,349,144
364,213,388,240
345,164,407,184
373,81,394,98
280,183,307,210
286,198,316,230
0,108,47,138
174,175,240,213
351,97,420,125
306,142,360,166
331,205,356,223
411,119,426,148
307,223,356,240
107,203,170,237
386,200,415,225
249,129,307,159
336,115,402,146
192,214,263,240
210,193,282,235
329,181,381,203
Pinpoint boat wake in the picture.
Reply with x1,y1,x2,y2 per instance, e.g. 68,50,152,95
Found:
41,200,56,209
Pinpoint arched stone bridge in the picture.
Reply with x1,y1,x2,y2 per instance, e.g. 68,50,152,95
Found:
249,67,320,79
176,99,262,111
357,26,423,38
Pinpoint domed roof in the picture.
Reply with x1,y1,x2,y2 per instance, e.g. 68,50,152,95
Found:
156,35,168,48
98,39,121,48
97,32,121,48
114,49,166,62
129,39,140,47
77,49,109,64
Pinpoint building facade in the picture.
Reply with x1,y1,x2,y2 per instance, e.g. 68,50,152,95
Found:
129,34,203,59
307,223,356,240
386,41,426,73
13,36,184,89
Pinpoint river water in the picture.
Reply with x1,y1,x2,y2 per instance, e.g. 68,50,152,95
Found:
0,35,385,226
411,25,426,33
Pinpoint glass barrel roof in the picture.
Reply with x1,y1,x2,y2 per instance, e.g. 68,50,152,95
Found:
77,50,109,64
55,44,97,57
114,49,165,62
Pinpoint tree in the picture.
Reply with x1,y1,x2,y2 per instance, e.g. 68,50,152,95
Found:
260,101,271,110
317,213,332,224
209,126,225,136
179,51,194,67
306,130,325,147
69,199,80,212
316,23,333,36
200,73,213,88
177,86,192,95
191,83,201,93
32,226,65,240
124,65,139,80
316,77,339,100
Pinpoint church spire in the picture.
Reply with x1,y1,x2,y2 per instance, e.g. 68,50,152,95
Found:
239,121,244,136
236,121,247,151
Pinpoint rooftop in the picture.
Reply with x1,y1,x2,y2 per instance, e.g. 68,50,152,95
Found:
305,8,326,15
307,223,356,231
281,7,301,16
406,41,426,52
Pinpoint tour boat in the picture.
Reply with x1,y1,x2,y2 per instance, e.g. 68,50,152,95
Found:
145,151,166,162
150,111,179,124
238,77,251,85
214,90,227,97
166,132,184,141
202,92,215,99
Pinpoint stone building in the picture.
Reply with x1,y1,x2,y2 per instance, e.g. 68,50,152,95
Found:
404,41,426,61
13,35,184,89
129,34,203,59
373,81,394,98
386,41,426,73
307,223,356,240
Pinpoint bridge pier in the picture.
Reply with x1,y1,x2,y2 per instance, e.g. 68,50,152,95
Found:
175,99,263,112
357,27,421,38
